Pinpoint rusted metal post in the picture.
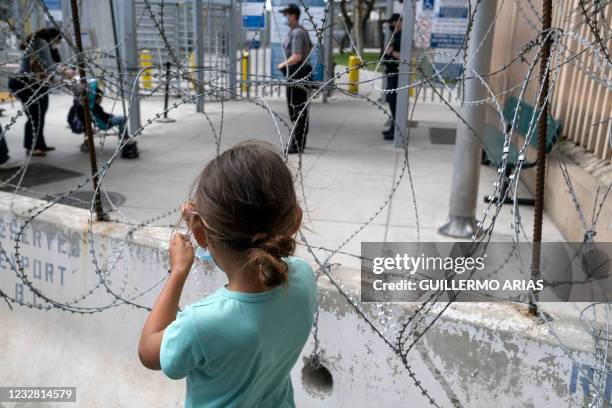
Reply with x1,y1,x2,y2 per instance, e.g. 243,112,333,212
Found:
530,0,553,312
158,62,176,123
69,0,106,221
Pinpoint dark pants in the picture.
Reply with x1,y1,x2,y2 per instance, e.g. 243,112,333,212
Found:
17,86,49,150
0,125,8,164
286,83,309,150
386,73,398,128
284,63,311,150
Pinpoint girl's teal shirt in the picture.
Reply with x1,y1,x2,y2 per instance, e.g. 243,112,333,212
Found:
160,256,318,408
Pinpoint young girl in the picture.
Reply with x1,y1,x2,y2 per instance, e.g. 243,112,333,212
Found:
138,140,318,407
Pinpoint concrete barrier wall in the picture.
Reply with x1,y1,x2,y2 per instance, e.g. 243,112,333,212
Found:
0,192,601,407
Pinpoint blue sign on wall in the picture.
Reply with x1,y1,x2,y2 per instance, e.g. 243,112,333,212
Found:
242,15,265,30
242,0,266,30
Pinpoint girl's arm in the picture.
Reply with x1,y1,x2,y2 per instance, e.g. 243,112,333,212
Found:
138,233,194,370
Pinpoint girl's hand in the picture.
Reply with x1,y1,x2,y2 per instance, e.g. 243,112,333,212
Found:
169,233,194,276
180,202,208,248
181,202,198,230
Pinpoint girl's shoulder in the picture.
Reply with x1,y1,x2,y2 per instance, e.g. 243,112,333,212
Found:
284,256,316,299
284,256,313,271
190,289,224,309
285,256,315,281
186,291,237,331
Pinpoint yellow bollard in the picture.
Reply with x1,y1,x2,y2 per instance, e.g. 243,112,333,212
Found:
348,55,360,94
140,49,153,90
241,51,249,93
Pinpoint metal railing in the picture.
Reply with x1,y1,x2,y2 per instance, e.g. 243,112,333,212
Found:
491,0,611,163
550,0,612,162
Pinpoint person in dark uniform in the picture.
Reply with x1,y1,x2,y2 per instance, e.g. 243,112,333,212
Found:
382,13,402,140
12,28,74,156
277,4,313,154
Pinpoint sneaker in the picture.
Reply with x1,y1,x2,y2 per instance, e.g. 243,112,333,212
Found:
383,129,394,140
40,146,56,152
121,142,139,159
80,142,88,153
26,149,46,157
0,157,23,170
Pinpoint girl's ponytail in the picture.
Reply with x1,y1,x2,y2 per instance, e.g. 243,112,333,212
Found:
245,234,295,286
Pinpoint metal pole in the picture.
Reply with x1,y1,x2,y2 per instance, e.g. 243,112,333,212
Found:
31,1,42,31
193,0,204,112
354,2,361,55
322,0,334,103
228,0,238,99
381,0,394,97
158,62,176,123
109,0,127,122
60,0,73,59
529,0,553,312
69,0,105,221
182,3,188,94
393,0,415,148
12,0,24,39
263,12,267,94
438,0,497,238
120,0,142,135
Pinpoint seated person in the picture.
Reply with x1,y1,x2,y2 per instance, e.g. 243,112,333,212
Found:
80,80,139,159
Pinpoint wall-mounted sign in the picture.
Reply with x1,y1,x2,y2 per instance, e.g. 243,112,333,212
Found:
415,0,469,79
242,0,266,30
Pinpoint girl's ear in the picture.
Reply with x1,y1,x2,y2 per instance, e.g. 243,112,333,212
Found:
193,224,208,248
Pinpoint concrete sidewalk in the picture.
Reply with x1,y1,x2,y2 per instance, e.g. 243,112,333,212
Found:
0,91,563,269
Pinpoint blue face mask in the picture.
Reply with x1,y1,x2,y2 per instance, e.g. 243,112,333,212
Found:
195,246,214,263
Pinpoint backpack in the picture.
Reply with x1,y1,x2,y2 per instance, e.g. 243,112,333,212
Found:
67,99,86,134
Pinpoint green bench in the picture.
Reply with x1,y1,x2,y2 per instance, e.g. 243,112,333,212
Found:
481,96,563,205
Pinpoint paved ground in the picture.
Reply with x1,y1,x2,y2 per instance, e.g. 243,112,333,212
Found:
0,90,562,269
